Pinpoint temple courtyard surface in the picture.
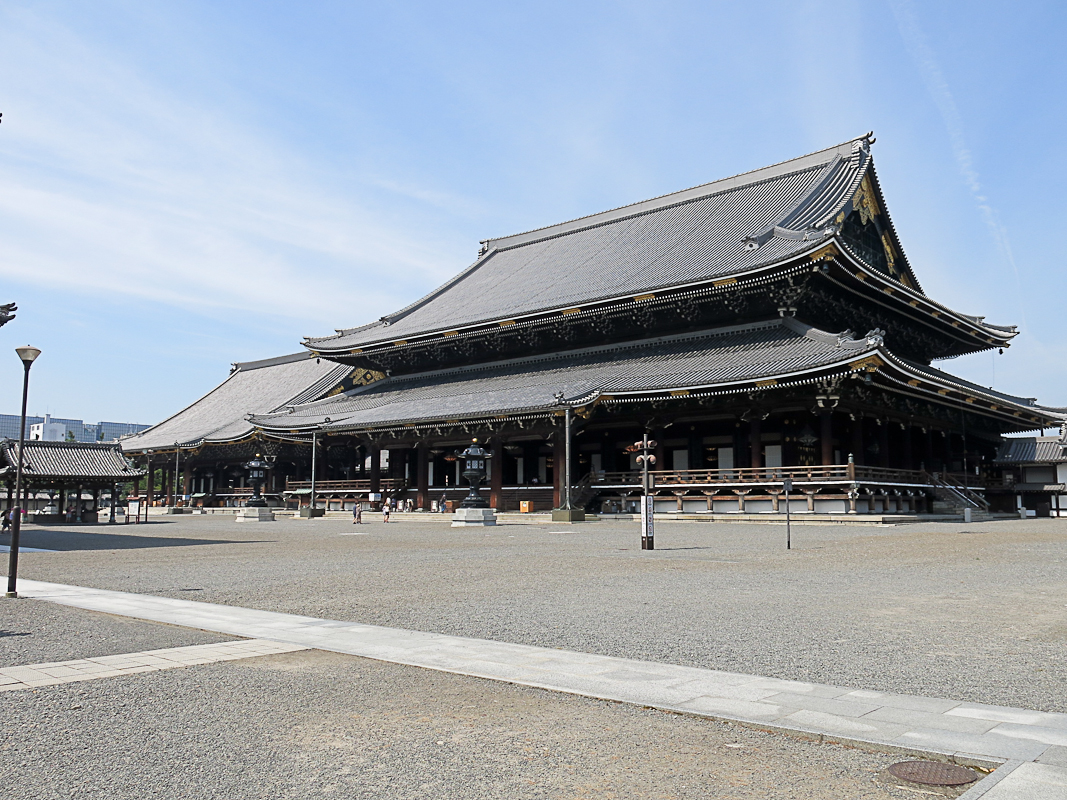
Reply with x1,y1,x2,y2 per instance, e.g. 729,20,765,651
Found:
2,515,1065,798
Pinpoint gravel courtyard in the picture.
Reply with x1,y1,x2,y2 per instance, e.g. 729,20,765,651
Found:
0,598,933,800
7,514,1066,714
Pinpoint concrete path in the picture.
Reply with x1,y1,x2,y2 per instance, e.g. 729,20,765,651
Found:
13,579,1067,797
0,639,308,691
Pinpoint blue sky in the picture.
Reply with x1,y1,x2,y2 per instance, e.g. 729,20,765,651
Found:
0,0,1064,426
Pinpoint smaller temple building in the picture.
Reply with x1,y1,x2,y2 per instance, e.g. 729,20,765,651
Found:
992,434,1067,517
0,439,144,522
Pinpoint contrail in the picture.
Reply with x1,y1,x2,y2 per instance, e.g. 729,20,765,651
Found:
888,0,1026,329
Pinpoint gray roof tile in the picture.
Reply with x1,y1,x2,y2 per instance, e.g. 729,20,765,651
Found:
995,437,1067,464
308,139,873,351
1,440,144,480
258,319,876,432
121,353,351,452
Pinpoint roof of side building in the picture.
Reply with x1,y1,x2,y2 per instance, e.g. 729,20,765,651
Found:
995,436,1067,464
0,439,144,481
120,352,353,452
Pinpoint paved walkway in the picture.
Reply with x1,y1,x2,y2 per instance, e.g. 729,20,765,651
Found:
13,579,1067,798
0,639,308,691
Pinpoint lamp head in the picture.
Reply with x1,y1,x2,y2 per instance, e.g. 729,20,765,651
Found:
15,345,41,365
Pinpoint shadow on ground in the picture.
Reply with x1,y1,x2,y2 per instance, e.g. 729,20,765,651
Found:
0,525,259,551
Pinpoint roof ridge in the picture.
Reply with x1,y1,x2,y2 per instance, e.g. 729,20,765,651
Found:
483,136,872,251
232,351,313,371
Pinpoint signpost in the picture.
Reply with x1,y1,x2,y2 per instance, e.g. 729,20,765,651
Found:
783,477,793,550
642,494,654,550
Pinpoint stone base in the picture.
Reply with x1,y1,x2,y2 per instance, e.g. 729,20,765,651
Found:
451,507,497,527
235,507,275,523
551,508,587,522
299,508,326,518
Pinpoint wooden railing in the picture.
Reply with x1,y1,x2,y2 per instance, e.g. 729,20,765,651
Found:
592,464,955,488
284,478,405,493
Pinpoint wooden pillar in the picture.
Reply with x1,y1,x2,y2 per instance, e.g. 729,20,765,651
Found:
489,440,504,511
416,443,429,510
923,428,935,471
146,456,153,506
369,445,381,496
878,422,890,468
749,418,762,470
820,410,834,465
851,417,864,466
76,484,83,522
109,483,117,524
902,424,914,470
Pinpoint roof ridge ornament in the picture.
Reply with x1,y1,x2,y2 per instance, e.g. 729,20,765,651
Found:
865,328,886,347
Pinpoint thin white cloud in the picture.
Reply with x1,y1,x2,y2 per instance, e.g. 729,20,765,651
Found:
888,0,1026,326
0,6,466,331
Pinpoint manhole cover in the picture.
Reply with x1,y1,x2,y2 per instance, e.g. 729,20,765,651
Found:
887,760,978,786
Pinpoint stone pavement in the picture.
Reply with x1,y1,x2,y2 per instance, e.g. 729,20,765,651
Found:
0,639,308,691
14,578,1067,798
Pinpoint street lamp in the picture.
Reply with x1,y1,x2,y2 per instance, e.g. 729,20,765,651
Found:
243,454,272,508
6,345,42,598
632,435,657,550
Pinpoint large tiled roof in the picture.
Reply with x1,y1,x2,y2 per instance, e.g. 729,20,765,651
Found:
0,439,143,481
995,437,1067,464
121,352,351,452
307,138,878,352
257,319,878,432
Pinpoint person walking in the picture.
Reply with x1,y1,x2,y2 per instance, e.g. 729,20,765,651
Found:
353,503,362,524
1,508,11,533
382,504,390,523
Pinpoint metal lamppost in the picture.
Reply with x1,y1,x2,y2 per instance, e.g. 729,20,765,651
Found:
783,477,793,550
633,434,657,550
244,454,272,508
458,439,490,508
6,345,42,598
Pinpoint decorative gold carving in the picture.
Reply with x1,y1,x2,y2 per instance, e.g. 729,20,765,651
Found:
633,293,656,302
855,174,880,225
880,231,898,274
392,340,407,346
442,331,459,337
498,320,516,327
713,277,738,287
907,379,921,387
849,355,883,372
810,242,838,262
670,389,691,396
328,368,386,397
560,308,582,316
755,379,778,387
